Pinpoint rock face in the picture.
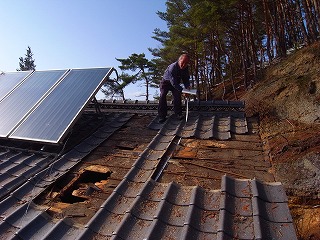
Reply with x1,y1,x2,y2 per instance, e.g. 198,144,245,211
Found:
242,41,320,239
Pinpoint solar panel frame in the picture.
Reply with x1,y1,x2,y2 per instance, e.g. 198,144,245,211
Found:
9,67,114,144
0,70,69,138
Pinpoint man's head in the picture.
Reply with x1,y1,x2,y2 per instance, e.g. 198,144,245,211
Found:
178,54,190,69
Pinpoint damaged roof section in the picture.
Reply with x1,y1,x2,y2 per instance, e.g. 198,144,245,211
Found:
0,99,297,239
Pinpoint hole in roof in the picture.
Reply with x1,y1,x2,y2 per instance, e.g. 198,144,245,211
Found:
59,165,112,204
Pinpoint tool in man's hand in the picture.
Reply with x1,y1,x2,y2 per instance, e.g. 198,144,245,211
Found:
182,88,197,122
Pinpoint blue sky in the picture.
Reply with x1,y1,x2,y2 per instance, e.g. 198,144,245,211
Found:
0,1,167,100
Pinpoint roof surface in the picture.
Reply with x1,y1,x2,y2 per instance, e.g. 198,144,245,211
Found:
0,100,297,239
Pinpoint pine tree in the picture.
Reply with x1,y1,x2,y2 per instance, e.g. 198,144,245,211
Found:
17,46,36,71
115,53,157,101
152,0,320,100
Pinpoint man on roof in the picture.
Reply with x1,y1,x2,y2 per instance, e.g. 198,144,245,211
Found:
157,53,191,123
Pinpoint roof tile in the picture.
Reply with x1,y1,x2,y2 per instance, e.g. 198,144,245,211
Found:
42,219,82,240
113,213,153,240
101,191,135,214
130,196,160,220
86,208,123,236
252,197,293,222
252,179,288,202
218,209,255,239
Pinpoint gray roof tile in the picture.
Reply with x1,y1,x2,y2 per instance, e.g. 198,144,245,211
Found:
255,216,298,240
150,112,248,141
0,221,17,239
252,197,293,222
221,175,252,197
113,213,153,239
123,166,154,182
113,179,146,197
147,141,171,151
134,157,158,170
83,135,105,146
10,180,46,201
101,191,135,214
3,202,43,228
1,175,28,195
0,197,22,219
62,149,85,162
74,141,97,153
42,219,82,240
139,149,163,161
51,157,78,172
201,190,221,211
76,228,97,240
186,204,219,232
180,225,218,240
252,179,288,202
14,211,55,240
139,180,168,201
156,200,189,226
218,209,255,239
220,192,253,216
130,196,160,220
146,219,184,240
0,172,12,186
86,208,123,235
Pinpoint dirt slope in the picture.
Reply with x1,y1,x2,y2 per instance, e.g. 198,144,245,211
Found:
242,41,320,239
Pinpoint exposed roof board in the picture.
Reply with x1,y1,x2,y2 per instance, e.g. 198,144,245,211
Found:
0,70,68,138
9,68,114,144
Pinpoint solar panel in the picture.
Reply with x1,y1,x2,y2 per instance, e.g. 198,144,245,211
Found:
0,71,31,100
0,70,68,138
9,67,113,144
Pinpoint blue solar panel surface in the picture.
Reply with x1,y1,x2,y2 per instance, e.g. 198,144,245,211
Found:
10,68,113,143
0,70,67,138
0,71,31,100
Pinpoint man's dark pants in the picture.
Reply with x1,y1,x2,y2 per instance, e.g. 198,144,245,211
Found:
158,80,182,119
